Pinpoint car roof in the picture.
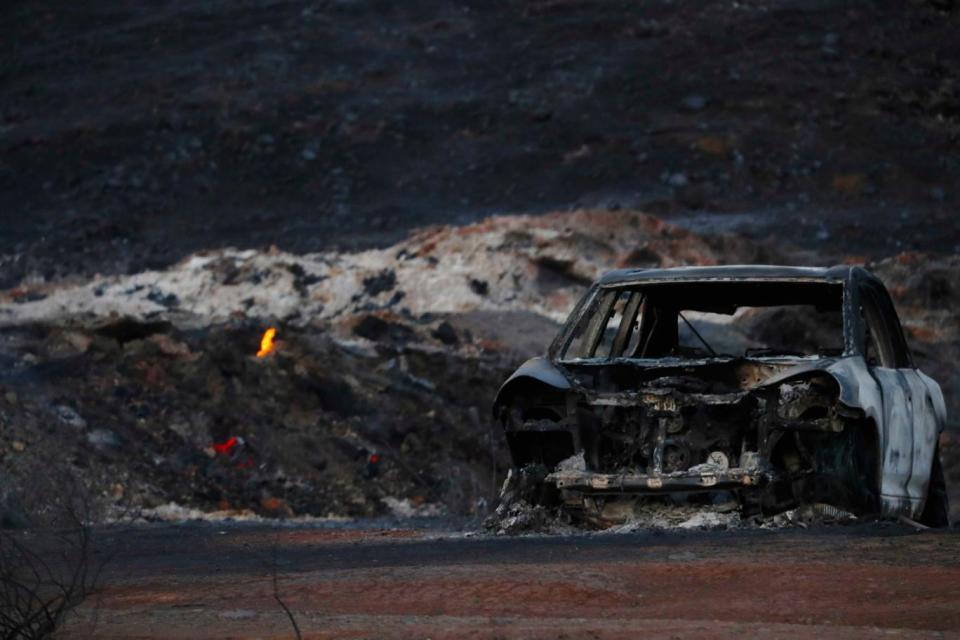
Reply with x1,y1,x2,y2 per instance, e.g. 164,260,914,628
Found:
598,264,861,286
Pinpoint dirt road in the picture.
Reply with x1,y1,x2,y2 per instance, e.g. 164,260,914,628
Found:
68,522,960,639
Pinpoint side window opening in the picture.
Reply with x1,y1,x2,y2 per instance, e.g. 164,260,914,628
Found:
631,299,677,358
563,290,645,360
616,293,645,357
595,291,628,357
597,291,644,359
564,290,617,359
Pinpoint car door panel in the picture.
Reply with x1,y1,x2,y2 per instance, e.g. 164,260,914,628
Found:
872,368,940,516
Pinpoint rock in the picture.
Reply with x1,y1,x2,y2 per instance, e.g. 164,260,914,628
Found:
146,290,179,307
694,136,730,157
62,331,93,353
87,429,121,449
666,172,689,188
54,405,87,429
681,95,708,111
431,321,459,345
11,441,26,452
148,333,194,358
259,496,293,517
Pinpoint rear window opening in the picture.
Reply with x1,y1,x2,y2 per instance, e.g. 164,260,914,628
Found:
561,280,845,361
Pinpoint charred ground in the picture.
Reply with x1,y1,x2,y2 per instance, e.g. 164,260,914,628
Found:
2,0,960,288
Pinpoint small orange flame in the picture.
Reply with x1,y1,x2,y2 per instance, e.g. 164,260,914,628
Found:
256,327,277,358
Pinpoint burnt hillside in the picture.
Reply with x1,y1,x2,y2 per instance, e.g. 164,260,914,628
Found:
2,0,959,288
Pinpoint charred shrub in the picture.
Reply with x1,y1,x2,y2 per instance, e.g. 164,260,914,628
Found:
0,471,106,639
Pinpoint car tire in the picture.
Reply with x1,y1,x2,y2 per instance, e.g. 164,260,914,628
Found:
919,445,950,528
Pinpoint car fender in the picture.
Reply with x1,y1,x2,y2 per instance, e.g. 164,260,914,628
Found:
492,357,570,416
756,357,882,422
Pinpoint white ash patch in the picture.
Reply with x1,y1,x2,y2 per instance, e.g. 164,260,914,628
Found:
755,503,859,528
0,209,759,330
555,451,586,472
381,496,445,518
131,502,353,524
601,502,743,533
485,500,579,536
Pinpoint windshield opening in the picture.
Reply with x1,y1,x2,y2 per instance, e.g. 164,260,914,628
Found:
560,280,844,361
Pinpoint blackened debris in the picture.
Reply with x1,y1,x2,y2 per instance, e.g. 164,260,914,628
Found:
431,321,459,346
352,314,415,343
93,318,172,344
286,263,327,295
362,269,397,297
469,278,489,296
11,291,47,304
146,289,180,308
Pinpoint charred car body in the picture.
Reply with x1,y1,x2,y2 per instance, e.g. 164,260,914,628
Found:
494,266,949,526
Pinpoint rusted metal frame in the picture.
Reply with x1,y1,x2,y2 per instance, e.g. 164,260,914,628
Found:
603,274,844,287
609,291,644,358
547,468,771,493
580,290,618,359
583,390,748,409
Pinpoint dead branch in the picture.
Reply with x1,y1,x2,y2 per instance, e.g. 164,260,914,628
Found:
0,473,107,639
271,544,302,640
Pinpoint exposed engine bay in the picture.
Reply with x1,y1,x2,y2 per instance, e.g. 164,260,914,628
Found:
501,360,876,524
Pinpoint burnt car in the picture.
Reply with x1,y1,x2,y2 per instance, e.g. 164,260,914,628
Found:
493,265,949,526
